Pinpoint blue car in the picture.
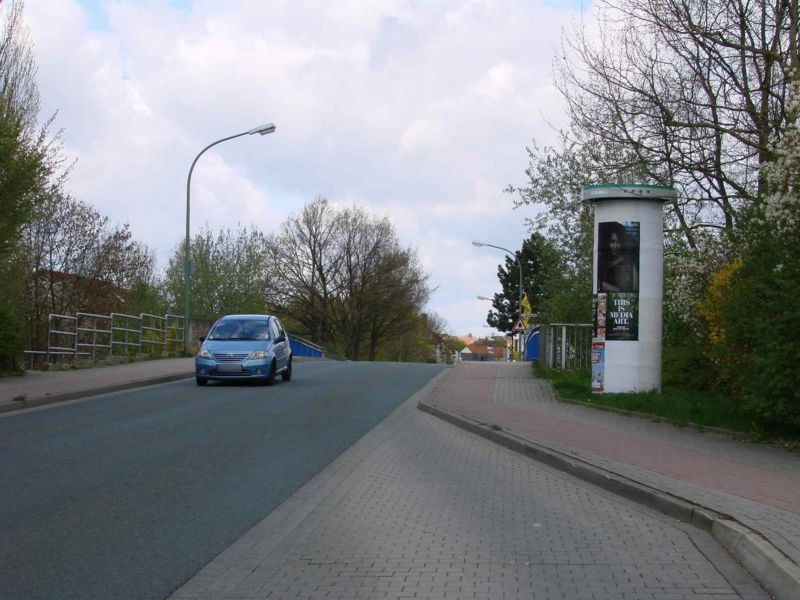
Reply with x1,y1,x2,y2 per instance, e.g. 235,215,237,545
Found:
195,314,292,386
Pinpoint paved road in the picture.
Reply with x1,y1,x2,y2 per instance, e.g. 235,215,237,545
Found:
0,361,444,600
170,370,768,600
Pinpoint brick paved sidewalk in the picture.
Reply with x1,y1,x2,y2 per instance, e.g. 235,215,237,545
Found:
428,362,800,571
0,358,195,411
170,369,768,600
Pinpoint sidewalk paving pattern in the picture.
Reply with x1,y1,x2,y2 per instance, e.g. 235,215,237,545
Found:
169,369,769,600
428,364,800,566
2,359,797,599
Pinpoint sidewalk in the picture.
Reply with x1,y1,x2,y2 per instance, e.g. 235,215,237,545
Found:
170,366,771,600
421,362,800,599
0,358,195,413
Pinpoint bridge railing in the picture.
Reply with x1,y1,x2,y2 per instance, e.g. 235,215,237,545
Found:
289,335,324,358
25,311,185,368
76,312,112,360
27,310,322,367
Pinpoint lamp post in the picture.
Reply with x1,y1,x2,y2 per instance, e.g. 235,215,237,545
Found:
472,240,523,318
473,240,524,359
183,123,276,355
477,295,493,301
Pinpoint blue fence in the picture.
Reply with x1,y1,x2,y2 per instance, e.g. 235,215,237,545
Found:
289,335,324,358
525,327,540,362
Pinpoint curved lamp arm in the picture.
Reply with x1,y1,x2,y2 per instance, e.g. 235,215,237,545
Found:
472,240,523,311
184,124,276,355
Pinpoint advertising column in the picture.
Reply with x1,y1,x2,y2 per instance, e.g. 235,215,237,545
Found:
583,184,676,393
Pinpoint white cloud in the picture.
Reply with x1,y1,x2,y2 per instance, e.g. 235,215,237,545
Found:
473,63,516,102
25,0,590,335
396,118,445,156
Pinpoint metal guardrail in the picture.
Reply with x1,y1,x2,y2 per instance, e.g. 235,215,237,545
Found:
538,323,593,371
77,312,112,360
140,313,166,355
30,311,326,366
48,313,77,362
111,312,142,355
165,313,184,352
29,311,186,367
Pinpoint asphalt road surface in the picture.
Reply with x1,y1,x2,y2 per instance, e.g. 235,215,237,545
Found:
0,360,445,600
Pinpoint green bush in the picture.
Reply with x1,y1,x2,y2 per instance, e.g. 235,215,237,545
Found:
720,237,800,433
662,343,717,391
0,307,24,372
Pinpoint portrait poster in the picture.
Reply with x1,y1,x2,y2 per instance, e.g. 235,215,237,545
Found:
591,341,605,393
606,293,639,341
598,221,640,293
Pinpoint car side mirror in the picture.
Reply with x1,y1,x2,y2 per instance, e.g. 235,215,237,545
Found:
199,336,206,342
276,334,286,343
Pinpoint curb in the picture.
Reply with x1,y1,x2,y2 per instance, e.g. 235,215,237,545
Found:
0,372,194,414
418,399,800,600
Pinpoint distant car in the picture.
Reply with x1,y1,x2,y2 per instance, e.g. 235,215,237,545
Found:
195,314,292,386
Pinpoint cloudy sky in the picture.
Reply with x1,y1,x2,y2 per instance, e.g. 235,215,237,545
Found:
24,0,592,336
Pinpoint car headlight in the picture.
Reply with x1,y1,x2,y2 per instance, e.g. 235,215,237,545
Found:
197,345,212,359
246,349,270,361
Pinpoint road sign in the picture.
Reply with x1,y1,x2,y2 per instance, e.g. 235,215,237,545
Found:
512,317,525,333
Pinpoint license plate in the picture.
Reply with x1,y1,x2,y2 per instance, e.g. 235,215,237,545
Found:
217,363,242,373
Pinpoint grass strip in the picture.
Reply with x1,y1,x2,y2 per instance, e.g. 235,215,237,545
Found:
533,363,798,449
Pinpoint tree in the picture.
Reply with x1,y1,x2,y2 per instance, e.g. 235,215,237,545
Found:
364,249,430,360
0,0,68,258
268,197,343,347
0,0,39,132
512,0,800,334
0,0,71,369
695,74,800,432
19,194,159,350
506,137,641,324
485,233,559,332
270,198,433,360
0,96,48,257
163,226,273,320
556,0,796,245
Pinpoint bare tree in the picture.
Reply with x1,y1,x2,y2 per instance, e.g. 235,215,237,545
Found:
0,0,39,132
271,198,432,360
364,249,430,361
327,206,396,359
556,0,796,245
20,194,158,348
268,197,343,345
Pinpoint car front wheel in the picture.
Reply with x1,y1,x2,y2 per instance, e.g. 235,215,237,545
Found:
196,376,208,386
282,358,292,381
265,360,276,386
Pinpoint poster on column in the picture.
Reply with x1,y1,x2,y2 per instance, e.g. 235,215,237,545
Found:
591,341,605,393
606,293,639,340
598,221,640,293
593,293,607,340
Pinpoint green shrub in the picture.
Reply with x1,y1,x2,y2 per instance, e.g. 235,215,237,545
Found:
0,307,24,372
713,235,800,434
662,344,717,391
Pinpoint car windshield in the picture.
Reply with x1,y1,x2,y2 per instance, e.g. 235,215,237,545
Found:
207,319,271,341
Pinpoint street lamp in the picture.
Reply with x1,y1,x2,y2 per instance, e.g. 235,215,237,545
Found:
472,240,523,314
183,123,276,355
473,239,524,360
477,295,493,301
